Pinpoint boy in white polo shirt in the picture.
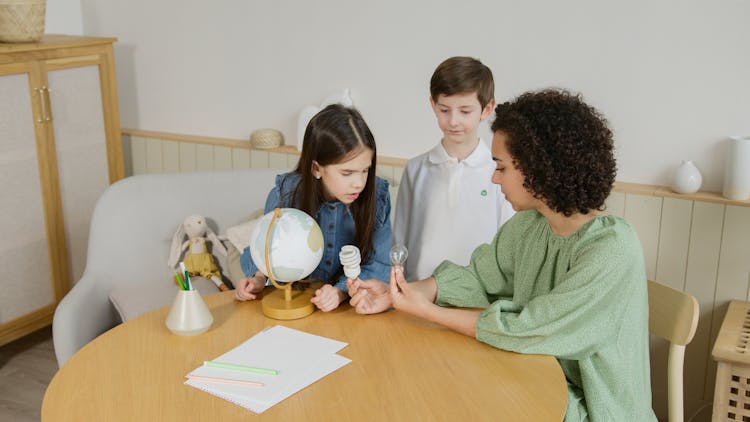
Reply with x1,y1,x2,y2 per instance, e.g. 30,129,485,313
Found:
393,56,514,280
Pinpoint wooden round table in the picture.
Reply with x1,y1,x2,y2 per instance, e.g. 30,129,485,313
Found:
43,290,567,421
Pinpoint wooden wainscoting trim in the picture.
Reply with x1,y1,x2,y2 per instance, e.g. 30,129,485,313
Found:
122,128,749,206
122,128,409,166
122,128,285,151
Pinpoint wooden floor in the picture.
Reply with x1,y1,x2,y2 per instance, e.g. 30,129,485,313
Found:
0,327,57,422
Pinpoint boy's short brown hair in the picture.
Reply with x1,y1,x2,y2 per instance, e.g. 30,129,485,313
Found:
430,56,494,108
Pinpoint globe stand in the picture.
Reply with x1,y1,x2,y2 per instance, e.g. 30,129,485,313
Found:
260,208,315,320
261,285,314,320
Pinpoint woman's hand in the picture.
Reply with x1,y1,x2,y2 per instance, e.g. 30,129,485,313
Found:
348,278,392,314
233,273,267,301
311,284,347,312
390,267,433,318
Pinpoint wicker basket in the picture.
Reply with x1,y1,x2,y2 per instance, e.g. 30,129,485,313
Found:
0,0,46,43
712,300,750,421
250,128,283,150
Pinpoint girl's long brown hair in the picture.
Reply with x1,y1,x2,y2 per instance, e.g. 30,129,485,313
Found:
283,104,378,263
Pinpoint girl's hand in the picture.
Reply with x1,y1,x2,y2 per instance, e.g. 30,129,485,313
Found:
346,277,362,296
233,274,266,301
349,278,391,314
390,267,432,317
311,284,347,312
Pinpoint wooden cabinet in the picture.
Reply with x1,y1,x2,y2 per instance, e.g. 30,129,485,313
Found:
0,35,124,345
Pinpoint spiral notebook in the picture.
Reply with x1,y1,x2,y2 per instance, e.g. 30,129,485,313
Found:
185,325,351,414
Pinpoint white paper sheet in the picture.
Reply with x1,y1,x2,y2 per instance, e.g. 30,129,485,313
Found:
185,325,351,413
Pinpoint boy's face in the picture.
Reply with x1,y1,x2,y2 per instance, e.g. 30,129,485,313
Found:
312,147,373,205
491,131,540,212
430,92,494,145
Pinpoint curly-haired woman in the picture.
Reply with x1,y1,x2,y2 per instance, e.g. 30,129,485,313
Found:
349,89,656,421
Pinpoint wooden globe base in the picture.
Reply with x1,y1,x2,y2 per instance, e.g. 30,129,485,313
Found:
261,286,315,320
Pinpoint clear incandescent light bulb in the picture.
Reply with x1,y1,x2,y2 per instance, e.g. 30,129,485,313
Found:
389,244,408,272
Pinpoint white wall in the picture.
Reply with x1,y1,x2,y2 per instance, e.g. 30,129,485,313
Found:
45,0,83,35
79,0,750,191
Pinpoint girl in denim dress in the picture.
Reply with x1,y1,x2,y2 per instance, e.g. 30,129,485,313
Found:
235,104,391,312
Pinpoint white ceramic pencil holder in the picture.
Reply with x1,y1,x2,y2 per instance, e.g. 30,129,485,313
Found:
165,289,213,336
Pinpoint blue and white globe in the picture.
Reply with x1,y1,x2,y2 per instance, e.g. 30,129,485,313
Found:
249,208,323,283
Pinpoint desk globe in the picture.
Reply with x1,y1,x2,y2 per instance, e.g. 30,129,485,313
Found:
249,208,323,319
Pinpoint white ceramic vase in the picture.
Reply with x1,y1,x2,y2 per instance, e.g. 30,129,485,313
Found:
671,160,702,194
723,136,750,200
165,289,213,336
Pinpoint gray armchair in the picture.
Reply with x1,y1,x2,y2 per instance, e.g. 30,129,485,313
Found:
52,169,282,367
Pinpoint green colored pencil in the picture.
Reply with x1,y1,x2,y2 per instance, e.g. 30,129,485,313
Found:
174,273,186,290
203,360,278,375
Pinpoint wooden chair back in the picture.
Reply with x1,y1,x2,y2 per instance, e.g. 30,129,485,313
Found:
647,280,700,422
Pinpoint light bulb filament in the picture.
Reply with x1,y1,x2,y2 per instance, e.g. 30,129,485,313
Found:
390,245,408,267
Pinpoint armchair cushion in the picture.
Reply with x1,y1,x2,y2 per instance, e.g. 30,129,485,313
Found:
222,209,264,283
224,211,264,253
225,243,245,287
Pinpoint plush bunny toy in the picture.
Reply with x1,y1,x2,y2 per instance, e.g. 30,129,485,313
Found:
167,214,229,291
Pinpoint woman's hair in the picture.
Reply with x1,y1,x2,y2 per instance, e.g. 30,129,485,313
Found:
288,103,378,262
491,89,616,216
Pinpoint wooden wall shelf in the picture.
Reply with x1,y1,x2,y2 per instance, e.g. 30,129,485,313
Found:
122,128,750,208
614,182,750,208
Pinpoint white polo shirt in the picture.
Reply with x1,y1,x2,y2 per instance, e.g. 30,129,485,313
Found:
393,139,515,280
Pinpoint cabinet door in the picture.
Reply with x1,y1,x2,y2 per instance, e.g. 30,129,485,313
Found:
0,63,59,330
44,57,113,284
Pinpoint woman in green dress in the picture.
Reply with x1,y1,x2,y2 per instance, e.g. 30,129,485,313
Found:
349,89,657,421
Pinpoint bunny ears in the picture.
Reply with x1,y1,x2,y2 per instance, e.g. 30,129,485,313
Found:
167,222,187,269
167,215,227,268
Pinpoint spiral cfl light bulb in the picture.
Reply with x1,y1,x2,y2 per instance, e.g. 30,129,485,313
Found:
339,245,361,279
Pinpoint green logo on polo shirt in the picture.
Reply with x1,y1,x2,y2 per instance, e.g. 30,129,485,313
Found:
481,190,487,196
